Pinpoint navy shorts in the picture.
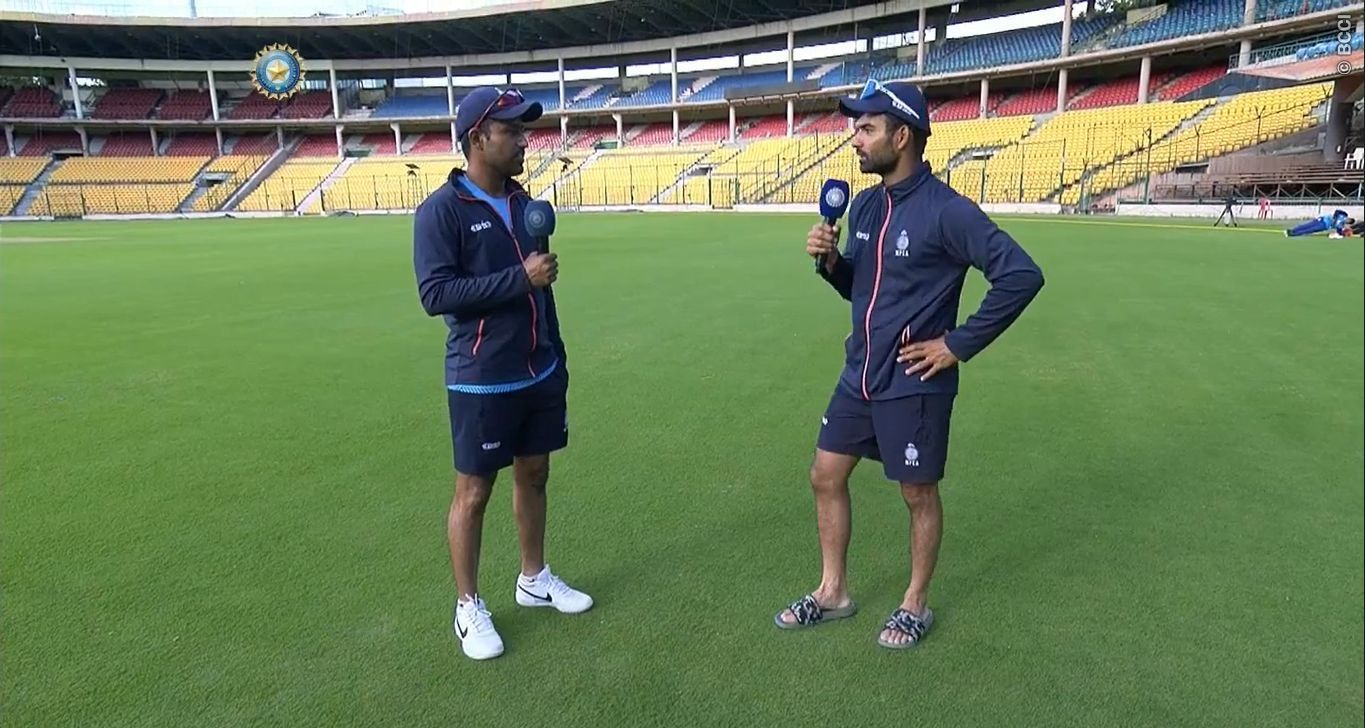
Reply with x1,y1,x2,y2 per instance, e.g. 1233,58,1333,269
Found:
447,366,568,476
816,388,955,483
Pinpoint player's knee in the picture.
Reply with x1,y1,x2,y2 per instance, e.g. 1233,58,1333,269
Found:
900,482,939,509
809,465,847,496
454,474,495,512
516,459,549,491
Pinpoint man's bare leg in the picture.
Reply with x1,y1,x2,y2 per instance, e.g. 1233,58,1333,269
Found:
512,455,549,577
880,481,942,646
778,448,860,625
450,471,495,601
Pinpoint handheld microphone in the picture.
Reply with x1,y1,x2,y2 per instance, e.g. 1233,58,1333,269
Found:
524,199,556,254
816,179,851,271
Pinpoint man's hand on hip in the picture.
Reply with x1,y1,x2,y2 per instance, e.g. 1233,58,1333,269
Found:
898,336,960,381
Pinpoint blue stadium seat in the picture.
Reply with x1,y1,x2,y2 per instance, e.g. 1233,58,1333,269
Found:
1108,0,1243,49
1257,0,1355,21
923,16,1115,75
615,81,675,107
685,69,791,102
371,95,449,118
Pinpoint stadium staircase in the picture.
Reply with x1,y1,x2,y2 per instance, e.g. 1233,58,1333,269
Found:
680,76,716,102
299,157,356,213
751,135,852,203
222,144,294,211
13,158,62,216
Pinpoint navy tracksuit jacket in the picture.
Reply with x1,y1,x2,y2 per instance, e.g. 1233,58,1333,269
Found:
413,169,566,394
819,164,1045,400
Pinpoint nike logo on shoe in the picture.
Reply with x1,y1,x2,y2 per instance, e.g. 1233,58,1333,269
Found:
518,584,552,602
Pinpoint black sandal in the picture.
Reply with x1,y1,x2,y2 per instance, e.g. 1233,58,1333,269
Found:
773,593,857,630
877,607,934,648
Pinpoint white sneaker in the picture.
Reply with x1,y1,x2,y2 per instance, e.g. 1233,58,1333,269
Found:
514,565,594,614
452,596,504,660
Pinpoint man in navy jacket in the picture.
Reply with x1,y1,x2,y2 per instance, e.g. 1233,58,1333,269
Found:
413,86,592,661
775,80,1045,649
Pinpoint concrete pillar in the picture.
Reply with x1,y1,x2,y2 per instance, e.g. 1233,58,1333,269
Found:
557,58,565,111
4,125,15,157
329,66,340,119
917,7,927,72
76,127,88,154
1243,0,1256,25
671,47,679,103
1061,0,1074,57
786,30,795,82
1057,69,1069,113
390,122,401,155
613,113,623,145
68,67,83,120
1138,56,1152,104
560,116,568,146
214,127,223,155
445,65,455,115
672,109,680,145
728,105,736,142
787,100,794,137
149,127,159,156
334,124,344,159
449,122,457,154
207,69,220,121
980,78,989,118
1238,39,1251,68
276,126,284,150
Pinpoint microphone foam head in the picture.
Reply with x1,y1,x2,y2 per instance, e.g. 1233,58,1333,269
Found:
819,179,851,220
524,200,556,237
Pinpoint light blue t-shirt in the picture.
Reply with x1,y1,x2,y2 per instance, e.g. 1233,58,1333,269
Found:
457,177,512,231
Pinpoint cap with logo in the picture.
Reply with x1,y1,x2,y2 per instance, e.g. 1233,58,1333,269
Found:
838,79,932,138
454,86,544,142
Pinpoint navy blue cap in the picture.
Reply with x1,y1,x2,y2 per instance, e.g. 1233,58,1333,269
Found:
839,79,931,137
454,86,543,142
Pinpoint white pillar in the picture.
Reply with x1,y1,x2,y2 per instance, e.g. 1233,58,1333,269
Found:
390,122,401,155
560,116,568,147
335,124,344,159
557,58,566,111
215,127,223,155
728,105,736,142
917,8,927,72
1057,69,1069,113
614,113,623,145
1061,0,1074,57
980,78,989,118
670,47,679,103
76,127,88,154
4,125,15,157
1238,39,1252,68
672,109,680,145
449,122,457,153
206,69,220,121
276,126,284,150
445,65,455,116
1243,0,1257,24
787,100,794,137
68,67,83,120
786,30,795,82
1138,56,1152,104
329,66,340,119
149,127,159,156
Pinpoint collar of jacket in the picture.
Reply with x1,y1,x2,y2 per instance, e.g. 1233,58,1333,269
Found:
447,167,528,200
882,161,934,203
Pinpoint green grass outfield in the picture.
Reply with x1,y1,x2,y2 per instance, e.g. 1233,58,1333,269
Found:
2,213,1361,727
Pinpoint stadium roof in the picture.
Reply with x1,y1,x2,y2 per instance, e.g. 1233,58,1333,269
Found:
0,0,900,61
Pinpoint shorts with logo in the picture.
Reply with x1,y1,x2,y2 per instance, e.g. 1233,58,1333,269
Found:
447,366,568,476
816,388,955,483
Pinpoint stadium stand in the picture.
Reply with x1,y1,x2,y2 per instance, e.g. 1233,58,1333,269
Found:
16,131,83,156
1257,0,1356,21
1107,0,1244,48
191,155,270,212
227,94,283,120
49,156,210,184
164,133,219,156
237,159,338,211
157,90,214,120
294,135,340,157
1154,66,1227,100
90,88,162,119
28,183,195,215
281,91,333,119
995,88,1059,116
2,87,63,118
98,134,155,156
926,16,1117,75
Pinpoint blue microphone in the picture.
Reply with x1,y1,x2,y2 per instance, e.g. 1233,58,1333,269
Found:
817,179,850,271
524,199,556,253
